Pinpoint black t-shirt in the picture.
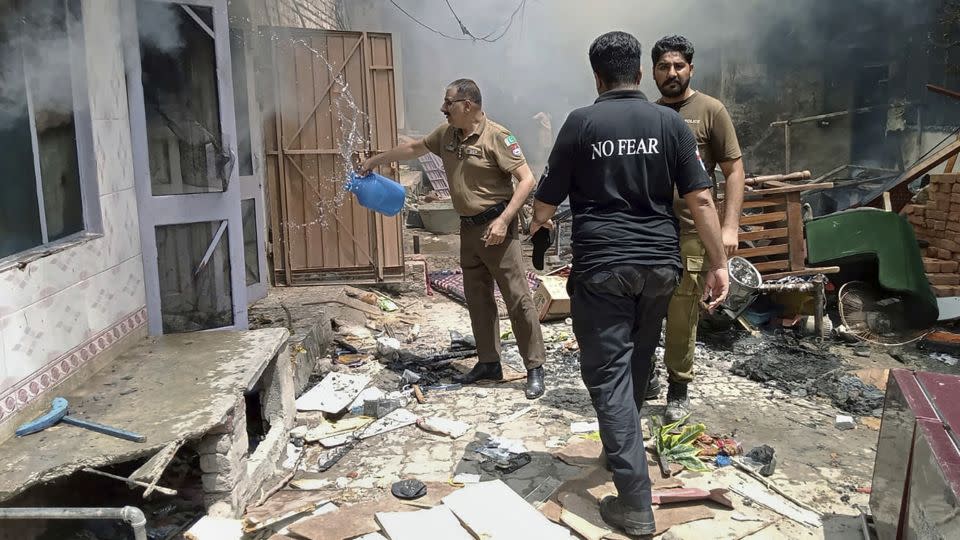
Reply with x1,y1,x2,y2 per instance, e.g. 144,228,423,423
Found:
535,89,711,275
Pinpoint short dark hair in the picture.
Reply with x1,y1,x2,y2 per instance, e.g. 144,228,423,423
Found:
588,31,643,87
448,78,482,107
651,35,695,65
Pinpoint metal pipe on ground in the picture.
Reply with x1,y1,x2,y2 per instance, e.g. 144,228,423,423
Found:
0,507,147,540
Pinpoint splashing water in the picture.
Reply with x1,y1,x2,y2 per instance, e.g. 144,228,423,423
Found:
276,35,370,233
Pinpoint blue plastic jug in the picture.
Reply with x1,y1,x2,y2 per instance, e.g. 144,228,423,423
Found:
345,172,406,217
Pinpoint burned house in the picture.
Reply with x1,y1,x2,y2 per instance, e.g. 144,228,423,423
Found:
0,0,406,535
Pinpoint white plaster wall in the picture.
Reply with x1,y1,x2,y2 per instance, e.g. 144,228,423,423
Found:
0,0,145,422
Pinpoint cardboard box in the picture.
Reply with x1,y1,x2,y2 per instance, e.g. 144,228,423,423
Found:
532,276,570,321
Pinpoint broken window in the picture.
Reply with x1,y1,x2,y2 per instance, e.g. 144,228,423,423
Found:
241,198,260,285
137,1,233,195
0,0,87,260
230,28,254,177
155,221,235,333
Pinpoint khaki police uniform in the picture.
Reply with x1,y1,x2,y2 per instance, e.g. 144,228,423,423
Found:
423,116,546,370
658,91,742,384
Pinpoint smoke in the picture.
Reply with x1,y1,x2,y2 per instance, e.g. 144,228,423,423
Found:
343,0,945,172
0,0,82,132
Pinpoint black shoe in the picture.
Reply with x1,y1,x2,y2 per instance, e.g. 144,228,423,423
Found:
453,362,503,384
599,496,656,536
525,366,545,399
664,382,690,424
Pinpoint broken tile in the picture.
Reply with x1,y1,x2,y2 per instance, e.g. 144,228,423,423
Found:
376,505,473,540
442,480,571,539
185,517,243,540
360,408,418,439
295,372,370,413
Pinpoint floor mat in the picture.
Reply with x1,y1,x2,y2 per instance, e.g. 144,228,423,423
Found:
429,270,541,319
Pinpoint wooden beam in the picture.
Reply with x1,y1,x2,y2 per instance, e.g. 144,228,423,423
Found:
742,199,784,209
739,227,789,241
785,192,806,271
754,260,791,273
742,211,787,226
748,182,834,197
737,244,790,258
927,84,960,101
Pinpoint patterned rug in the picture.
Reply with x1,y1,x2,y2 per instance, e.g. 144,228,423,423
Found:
429,269,541,319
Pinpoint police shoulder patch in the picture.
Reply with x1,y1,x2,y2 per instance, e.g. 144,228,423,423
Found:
504,134,517,146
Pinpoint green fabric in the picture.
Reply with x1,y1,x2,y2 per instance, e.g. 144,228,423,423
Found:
663,234,708,384
805,208,938,326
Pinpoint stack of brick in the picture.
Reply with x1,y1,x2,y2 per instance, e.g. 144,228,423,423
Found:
903,173,960,297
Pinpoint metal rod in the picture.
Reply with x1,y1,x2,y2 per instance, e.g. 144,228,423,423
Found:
23,60,49,244
808,164,848,185
81,468,177,496
180,5,215,39
814,275,826,338
784,123,792,173
770,102,912,126
0,507,147,540
193,220,229,279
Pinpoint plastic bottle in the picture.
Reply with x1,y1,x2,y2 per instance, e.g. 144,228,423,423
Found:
345,172,406,217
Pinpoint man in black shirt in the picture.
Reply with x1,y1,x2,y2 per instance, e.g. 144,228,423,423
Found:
531,31,729,536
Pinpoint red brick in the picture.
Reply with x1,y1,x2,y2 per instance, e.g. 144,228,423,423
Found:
929,210,948,221
947,221,960,234
944,239,960,252
938,200,952,212
934,220,947,231
924,258,943,273
953,183,960,194
950,211,960,223
938,248,953,259
928,273,960,286
933,285,954,297
943,261,959,273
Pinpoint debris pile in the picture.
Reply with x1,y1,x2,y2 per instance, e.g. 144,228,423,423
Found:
728,336,884,415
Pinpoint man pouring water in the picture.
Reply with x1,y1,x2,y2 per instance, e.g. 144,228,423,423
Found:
359,79,548,399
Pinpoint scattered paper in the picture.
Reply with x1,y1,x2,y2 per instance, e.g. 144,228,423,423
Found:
453,473,482,484
571,420,599,434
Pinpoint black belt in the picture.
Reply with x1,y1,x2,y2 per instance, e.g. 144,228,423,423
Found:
461,201,507,226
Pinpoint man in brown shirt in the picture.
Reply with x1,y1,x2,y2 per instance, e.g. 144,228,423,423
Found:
651,35,746,423
359,79,547,399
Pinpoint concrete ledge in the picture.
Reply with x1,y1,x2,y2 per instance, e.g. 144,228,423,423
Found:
0,328,289,503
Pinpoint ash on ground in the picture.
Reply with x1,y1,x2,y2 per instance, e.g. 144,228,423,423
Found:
729,336,884,416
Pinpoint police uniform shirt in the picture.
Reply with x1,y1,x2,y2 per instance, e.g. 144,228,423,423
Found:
534,89,712,275
422,116,526,217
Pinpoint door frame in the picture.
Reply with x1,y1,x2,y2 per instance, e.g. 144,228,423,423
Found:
123,0,248,335
230,24,269,303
